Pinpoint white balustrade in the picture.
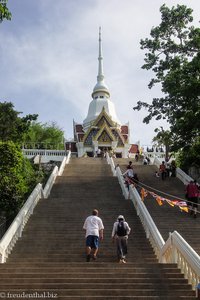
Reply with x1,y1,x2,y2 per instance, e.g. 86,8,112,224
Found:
115,166,129,199
43,166,58,199
0,183,43,263
160,231,200,290
22,149,68,162
129,186,165,259
0,152,71,263
176,167,193,185
58,151,71,176
112,164,200,291
106,153,116,176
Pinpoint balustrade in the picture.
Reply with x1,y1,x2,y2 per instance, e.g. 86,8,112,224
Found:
107,157,200,291
0,151,71,263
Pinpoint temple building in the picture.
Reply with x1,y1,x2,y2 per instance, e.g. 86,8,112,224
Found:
66,28,138,158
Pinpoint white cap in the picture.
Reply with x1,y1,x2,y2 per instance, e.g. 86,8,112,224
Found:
118,215,125,221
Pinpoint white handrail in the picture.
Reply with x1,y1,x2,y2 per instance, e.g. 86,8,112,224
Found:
176,167,193,185
58,151,71,176
0,154,71,263
106,153,116,176
115,165,200,291
160,231,200,290
0,183,43,263
115,166,129,199
43,152,71,198
43,166,59,198
129,186,165,258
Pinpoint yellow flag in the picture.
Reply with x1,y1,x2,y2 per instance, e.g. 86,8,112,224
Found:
156,196,163,206
179,206,189,213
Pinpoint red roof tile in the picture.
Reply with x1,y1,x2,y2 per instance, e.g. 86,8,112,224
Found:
121,126,128,134
75,124,84,133
129,144,139,153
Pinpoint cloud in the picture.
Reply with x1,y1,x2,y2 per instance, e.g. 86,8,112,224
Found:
0,0,199,143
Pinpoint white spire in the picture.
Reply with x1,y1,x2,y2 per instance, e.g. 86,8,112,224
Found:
92,27,110,97
83,27,120,130
97,26,104,83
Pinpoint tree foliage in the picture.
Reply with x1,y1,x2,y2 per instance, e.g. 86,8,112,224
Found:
177,138,200,171
24,121,65,149
0,101,38,143
133,4,200,150
152,127,173,160
0,142,35,219
0,0,11,22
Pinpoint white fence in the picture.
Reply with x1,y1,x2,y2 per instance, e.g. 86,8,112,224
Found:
22,149,67,163
110,158,200,291
0,151,71,263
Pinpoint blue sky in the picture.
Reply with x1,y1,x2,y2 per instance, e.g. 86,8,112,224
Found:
0,0,199,146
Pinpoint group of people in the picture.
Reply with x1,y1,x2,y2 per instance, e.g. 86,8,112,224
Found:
143,156,151,165
158,160,176,180
186,180,200,218
83,209,131,263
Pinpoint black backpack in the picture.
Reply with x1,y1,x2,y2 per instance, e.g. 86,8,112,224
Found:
117,221,127,236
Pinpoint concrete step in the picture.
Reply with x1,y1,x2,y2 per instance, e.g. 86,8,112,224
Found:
1,158,195,299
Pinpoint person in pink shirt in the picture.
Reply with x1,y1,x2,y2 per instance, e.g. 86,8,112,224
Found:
186,181,199,218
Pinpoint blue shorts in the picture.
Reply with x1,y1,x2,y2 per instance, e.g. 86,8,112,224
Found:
86,235,99,249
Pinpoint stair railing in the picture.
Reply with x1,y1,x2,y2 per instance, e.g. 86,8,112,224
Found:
0,183,43,263
105,152,116,176
111,161,164,256
111,160,200,291
129,185,165,258
176,167,193,185
115,167,129,199
58,150,71,175
0,151,71,263
160,231,200,290
43,151,71,198
43,166,59,198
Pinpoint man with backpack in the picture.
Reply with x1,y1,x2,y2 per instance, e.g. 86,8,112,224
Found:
111,215,131,263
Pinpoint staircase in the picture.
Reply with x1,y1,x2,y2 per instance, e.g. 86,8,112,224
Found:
115,158,200,256
0,158,196,299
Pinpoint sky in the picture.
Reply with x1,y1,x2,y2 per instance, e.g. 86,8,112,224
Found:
0,0,199,147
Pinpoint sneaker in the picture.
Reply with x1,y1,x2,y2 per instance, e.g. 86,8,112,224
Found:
92,255,97,260
121,259,126,264
86,254,91,262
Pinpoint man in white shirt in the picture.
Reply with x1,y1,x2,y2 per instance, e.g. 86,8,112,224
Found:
83,209,104,262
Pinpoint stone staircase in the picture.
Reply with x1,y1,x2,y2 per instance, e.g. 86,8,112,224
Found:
0,158,196,299
115,158,200,256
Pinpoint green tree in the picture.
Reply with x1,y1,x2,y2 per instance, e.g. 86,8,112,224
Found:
0,0,11,22
133,4,200,150
0,101,38,143
177,138,200,172
24,121,65,149
152,127,173,160
0,141,35,219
